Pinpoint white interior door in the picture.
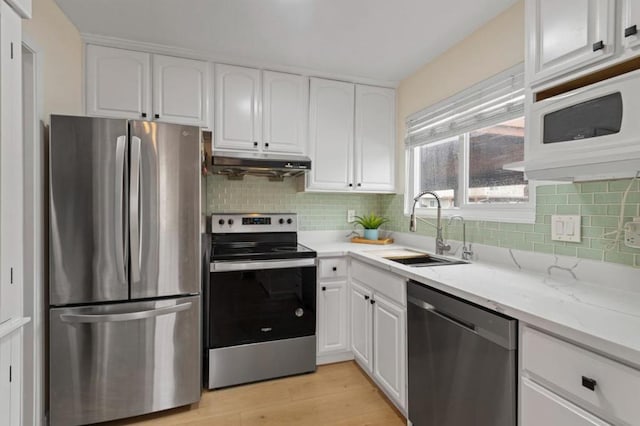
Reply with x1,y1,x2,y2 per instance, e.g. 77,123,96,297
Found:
85,45,151,119
318,280,348,354
350,281,372,372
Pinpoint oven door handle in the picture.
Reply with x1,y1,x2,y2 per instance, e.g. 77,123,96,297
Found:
210,258,316,272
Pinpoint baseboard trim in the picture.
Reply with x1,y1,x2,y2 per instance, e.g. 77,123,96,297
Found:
316,351,354,365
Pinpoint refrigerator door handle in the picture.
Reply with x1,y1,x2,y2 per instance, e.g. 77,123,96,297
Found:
115,135,128,284
59,301,193,323
129,136,142,284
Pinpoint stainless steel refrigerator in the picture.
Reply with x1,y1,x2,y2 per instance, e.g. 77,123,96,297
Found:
48,115,201,426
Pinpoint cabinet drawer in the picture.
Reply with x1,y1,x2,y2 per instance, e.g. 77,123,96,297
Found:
351,260,405,306
522,378,610,426
522,326,640,425
318,258,348,279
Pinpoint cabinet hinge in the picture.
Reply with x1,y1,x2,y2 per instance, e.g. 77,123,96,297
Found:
10,42,13,60
9,365,12,383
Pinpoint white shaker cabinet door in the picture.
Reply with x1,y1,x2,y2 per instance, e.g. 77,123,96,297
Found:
621,0,640,50
307,78,354,191
214,64,261,151
350,281,373,372
372,293,406,410
262,70,308,154
86,45,151,119
317,280,349,354
527,0,615,84
153,55,209,127
354,85,395,192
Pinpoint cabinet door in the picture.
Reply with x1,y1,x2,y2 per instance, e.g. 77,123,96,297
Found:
372,293,406,410
214,64,261,151
153,55,209,127
0,2,23,323
527,0,615,84
354,85,395,192
307,78,354,191
0,336,11,423
263,71,308,154
86,45,151,119
622,0,640,50
521,378,611,426
350,281,372,372
9,331,21,426
317,280,348,354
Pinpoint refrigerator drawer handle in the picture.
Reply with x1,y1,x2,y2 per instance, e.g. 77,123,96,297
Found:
59,302,192,323
129,136,142,283
114,135,127,284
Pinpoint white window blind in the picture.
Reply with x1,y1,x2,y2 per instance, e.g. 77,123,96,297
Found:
405,64,524,147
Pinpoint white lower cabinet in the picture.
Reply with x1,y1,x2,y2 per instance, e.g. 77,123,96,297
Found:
520,325,639,426
350,260,406,412
0,329,23,426
316,258,351,363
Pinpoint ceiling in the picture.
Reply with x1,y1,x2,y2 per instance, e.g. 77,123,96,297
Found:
55,0,518,84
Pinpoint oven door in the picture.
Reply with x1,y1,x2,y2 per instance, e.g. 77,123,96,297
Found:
208,258,316,349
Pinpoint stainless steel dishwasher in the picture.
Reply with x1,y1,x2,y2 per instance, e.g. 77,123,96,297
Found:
407,280,517,426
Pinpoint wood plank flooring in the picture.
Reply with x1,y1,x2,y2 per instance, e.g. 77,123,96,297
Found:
107,361,406,426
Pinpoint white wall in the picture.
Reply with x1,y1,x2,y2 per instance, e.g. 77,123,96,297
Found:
395,1,524,192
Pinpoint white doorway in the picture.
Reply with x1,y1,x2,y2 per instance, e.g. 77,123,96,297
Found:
22,39,44,426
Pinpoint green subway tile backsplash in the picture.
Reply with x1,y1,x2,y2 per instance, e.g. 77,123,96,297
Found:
206,175,640,268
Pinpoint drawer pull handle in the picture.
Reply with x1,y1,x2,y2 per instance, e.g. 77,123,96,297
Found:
592,40,605,52
625,25,638,38
332,266,337,271
321,286,326,291
582,376,597,391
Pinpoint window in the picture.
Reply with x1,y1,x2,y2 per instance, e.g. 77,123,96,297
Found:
406,65,534,222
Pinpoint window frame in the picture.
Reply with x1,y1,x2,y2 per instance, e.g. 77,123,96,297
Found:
405,116,536,224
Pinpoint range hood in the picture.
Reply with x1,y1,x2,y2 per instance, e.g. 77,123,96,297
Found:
211,150,312,181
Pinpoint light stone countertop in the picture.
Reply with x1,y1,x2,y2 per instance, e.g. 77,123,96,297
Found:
300,233,640,369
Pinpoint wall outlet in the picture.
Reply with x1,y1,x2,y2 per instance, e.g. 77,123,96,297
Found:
347,210,356,223
624,218,640,248
551,215,581,243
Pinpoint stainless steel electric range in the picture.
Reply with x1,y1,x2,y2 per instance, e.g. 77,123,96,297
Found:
204,213,317,389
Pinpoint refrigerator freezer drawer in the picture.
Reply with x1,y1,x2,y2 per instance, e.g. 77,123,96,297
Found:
48,295,201,426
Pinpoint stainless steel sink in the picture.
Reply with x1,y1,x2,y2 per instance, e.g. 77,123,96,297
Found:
384,254,468,267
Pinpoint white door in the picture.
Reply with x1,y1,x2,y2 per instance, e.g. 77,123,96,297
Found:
307,78,354,191
0,2,23,323
214,64,261,151
372,293,406,410
350,281,372,372
527,0,615,84
262,70,308,154
354,85,395,192
622,0,640,50
86,45,151,119
153,55,209,127
521,378,611,426
317,280,348,354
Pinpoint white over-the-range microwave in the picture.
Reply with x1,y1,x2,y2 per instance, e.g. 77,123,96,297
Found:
524,69,640,181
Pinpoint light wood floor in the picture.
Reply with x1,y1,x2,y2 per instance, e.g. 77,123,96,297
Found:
107,361,406,426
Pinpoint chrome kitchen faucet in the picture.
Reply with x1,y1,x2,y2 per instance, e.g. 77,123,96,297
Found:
409,191,450,255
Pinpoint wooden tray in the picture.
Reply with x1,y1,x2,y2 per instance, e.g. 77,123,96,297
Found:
351,236,394,245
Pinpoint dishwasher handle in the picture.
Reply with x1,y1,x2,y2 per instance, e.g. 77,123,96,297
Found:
408,295,477,333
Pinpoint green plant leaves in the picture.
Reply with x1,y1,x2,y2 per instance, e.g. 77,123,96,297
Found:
354,212,389,229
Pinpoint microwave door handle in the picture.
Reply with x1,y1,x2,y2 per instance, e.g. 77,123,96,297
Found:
114,135,127,284
59,302,192,323
129,136,142,284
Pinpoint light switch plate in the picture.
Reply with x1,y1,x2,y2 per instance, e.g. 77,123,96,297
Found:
551,215,581,243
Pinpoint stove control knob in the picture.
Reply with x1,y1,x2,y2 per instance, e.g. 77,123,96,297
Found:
218,219,225,226
287,218,293,225
279,218,285,224
228,219,234,226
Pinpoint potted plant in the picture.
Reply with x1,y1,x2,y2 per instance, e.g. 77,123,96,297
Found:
354,213,389,241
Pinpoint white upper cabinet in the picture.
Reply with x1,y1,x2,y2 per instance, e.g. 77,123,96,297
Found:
262,70,308,154
307,78,355,191
307,78,395,193
526,0,615,85
86,45,209,126
354,85,395,192
86,45,151,120
153,54,209,126
214,64,261,151
621,0,640,50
